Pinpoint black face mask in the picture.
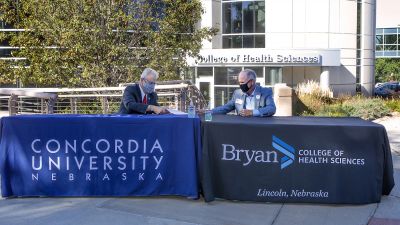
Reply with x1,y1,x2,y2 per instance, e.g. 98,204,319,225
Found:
240,80,252,93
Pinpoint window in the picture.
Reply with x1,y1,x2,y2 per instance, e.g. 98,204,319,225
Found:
0,48,12,57
213,67,242,107
223,35,264,48
384,28,397,34
384,35,398,45
265,67,282,86
375,27,400,58
384,45,397,51
200,82,211,104
0,25,19,58
384,51,397,57
376,51,384,57
376,45,383,51
197,67,213,77
214,87,236,107
223,2,242,33
356,1,361,91
376,35,383,45
214,67,241,85
222,1,265,48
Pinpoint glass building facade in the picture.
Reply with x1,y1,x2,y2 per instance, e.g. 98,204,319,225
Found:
376,27,400,58
193,0,286,107
222,0,265,48
193,65,284,107
191,0,377,106
0,20,13,58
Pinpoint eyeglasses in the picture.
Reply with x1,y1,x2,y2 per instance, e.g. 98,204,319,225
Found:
143,79,156,85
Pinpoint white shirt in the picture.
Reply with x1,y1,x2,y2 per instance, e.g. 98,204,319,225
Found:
244,89,256,110
139,85,146,102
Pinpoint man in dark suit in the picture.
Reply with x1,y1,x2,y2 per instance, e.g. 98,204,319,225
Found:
118,68,168,114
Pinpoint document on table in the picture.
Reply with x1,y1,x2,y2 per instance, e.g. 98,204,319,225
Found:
167,109,187,115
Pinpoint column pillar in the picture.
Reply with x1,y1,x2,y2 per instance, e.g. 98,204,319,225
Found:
320,67,330,90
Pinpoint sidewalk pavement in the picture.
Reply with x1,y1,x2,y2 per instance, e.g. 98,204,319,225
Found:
0,116,399,225
0,111,8,118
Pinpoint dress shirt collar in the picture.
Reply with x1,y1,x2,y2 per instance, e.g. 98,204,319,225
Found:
139,84,146,100
246,88,256,97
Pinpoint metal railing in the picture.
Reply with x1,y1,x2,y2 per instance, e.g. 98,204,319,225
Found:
0,89,57,115
0,80,206,116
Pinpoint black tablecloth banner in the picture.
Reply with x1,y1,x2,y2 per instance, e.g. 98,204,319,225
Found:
201,115,394,204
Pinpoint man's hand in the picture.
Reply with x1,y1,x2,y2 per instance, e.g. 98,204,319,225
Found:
153,106,168,115
239,109,253,117
148,105,169,115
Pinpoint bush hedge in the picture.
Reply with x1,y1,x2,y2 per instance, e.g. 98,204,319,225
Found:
295,82,392,120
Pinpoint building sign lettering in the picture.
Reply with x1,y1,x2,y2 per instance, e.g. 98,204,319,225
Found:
198,54,320,65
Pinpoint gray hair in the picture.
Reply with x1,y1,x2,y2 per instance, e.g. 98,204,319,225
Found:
140,68,159,80
241,69,257,81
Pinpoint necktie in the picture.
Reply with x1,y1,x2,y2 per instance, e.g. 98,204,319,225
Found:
143,95,147,104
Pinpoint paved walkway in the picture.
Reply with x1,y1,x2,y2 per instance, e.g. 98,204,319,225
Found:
0,115,399,225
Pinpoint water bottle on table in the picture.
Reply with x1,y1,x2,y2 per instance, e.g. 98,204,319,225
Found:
188,100,196,118
205,105,212,121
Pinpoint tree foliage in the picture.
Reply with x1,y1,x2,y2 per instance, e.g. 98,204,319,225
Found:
375,58,400,83
0,0,217,87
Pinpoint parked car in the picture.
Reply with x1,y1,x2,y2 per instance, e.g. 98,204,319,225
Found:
375,82,400,98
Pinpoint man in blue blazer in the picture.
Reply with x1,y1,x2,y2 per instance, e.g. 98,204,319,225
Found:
212,69,276,117
118,68,168,114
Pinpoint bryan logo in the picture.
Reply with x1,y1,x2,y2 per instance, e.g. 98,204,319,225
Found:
272,135,295,169
220,135,296,169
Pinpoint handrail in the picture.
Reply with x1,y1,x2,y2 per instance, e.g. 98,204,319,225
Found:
0,89,57,99
0,80,206,116
0,84,188,93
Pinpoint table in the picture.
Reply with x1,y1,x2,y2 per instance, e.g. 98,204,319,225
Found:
201,115,394,204
0,114,201,198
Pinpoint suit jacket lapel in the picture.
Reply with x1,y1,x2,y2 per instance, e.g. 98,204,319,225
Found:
135,84,144,103
149,93,156,105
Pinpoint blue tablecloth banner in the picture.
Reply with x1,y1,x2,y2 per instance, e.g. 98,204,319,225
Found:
0,114,201,198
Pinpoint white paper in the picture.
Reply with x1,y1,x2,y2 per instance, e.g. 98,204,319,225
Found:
167,109,187,115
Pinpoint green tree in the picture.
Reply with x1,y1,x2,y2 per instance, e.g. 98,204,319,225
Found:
375,58,400,83
0,0,217,87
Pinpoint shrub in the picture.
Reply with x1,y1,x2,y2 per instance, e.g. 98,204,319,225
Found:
296,80,333,102
295,80,334,115
294,81,391,120
384,98,400,113
314,103,350,117
342,97,390,120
